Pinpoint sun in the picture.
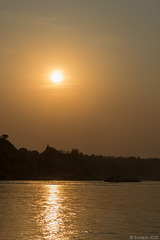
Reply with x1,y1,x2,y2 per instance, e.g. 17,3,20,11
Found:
51,71,63,83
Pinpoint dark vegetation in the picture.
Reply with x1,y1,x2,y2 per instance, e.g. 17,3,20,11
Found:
0,138,160,180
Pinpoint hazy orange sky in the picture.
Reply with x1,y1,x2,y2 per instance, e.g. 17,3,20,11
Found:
1,0,160,157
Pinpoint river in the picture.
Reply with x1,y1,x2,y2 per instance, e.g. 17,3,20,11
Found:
0,181,159,240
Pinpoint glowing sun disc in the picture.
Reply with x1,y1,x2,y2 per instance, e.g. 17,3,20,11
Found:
51,71,63,83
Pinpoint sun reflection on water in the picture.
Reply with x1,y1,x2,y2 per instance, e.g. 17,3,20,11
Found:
39,185,64,239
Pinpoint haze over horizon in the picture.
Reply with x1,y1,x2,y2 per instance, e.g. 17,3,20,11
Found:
1,0,160,158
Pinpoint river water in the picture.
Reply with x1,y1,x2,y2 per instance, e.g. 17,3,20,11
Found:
0,181,159,240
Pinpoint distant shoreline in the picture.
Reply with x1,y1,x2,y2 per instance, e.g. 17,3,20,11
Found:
0,139,160,181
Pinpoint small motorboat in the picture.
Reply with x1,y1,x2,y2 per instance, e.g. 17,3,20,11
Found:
104,176,141,182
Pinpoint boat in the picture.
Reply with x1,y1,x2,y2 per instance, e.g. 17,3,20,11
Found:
104,176,141,182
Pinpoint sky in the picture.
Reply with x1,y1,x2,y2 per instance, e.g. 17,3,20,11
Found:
0,0,160,157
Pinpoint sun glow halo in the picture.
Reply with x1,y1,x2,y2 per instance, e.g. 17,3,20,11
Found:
51,71,63,83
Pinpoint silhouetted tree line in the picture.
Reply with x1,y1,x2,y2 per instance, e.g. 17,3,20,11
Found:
0,138,160,180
